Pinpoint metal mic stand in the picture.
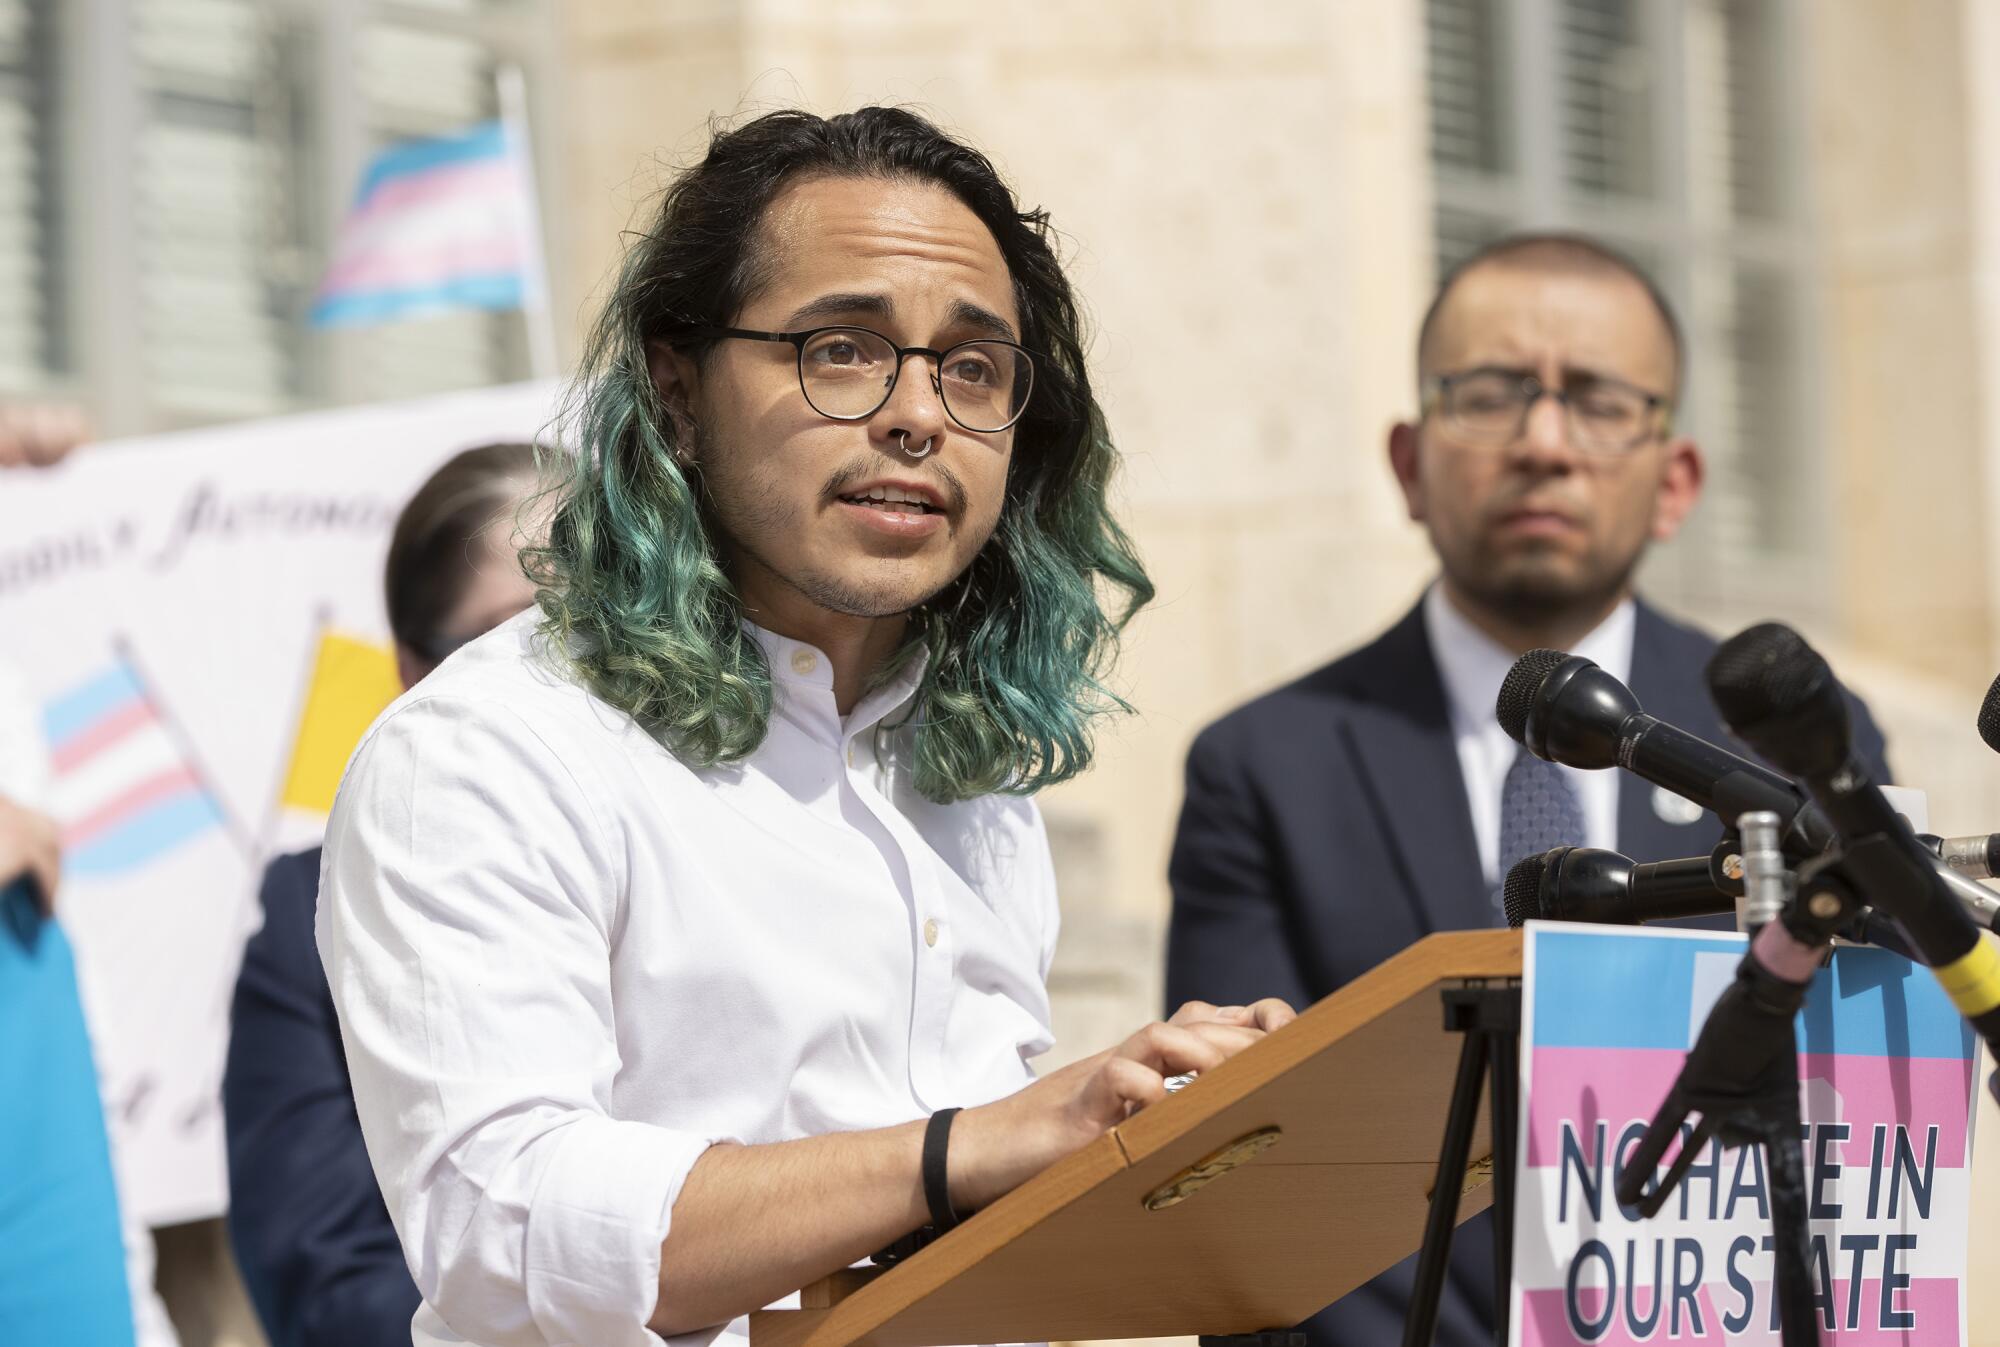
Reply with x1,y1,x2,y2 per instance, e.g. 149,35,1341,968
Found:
1617,813,1825,1345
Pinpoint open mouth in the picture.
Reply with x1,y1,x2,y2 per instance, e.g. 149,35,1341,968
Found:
837,486,940,516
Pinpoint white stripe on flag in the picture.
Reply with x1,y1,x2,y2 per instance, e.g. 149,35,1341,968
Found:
51,724,187,823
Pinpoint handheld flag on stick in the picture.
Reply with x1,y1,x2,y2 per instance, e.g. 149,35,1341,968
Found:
42,647,233,876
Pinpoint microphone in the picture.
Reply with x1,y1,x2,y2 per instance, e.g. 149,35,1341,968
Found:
1707,623,2000,1078
1978,673,2000,755
1501,847,1734,928
1496,649,1833,857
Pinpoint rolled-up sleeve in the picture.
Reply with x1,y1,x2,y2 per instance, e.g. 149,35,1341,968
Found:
318,693,716,1347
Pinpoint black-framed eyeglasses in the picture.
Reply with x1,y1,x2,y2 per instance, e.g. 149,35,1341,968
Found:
680,324,1037,435
1423,367,1673,454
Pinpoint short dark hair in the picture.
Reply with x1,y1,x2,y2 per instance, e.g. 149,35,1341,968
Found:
1416,232,1685,397
385,441,538,659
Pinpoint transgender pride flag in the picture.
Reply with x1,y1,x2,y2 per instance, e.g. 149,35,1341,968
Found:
42,656,227,876
310,119,538,327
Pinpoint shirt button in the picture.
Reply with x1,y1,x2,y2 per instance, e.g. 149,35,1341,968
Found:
790,649,818,675
923,918,939,948
847,744,857,766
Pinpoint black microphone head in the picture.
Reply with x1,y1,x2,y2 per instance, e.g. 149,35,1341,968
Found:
1502,853,1548,927
1706,622,1849,778
1979,673,2000,755
1499,652,1641,769
1497,649,1570,745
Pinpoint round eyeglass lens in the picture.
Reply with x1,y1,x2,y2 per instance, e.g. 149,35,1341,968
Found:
1443,372,1526,437
798,328,898,420
1566,384,1650,449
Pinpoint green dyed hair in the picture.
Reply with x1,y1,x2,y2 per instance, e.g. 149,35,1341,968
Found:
526,107,1153,802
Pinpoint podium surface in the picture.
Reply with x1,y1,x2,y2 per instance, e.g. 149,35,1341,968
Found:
751,929,1522,1347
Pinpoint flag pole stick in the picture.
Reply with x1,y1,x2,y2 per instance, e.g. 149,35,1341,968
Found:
496,63,560,382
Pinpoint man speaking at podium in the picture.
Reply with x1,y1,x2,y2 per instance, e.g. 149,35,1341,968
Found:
319,108,1291,1347
1166,235,1889,1343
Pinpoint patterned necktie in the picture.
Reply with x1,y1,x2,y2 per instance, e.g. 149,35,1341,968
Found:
1494,746,1587,917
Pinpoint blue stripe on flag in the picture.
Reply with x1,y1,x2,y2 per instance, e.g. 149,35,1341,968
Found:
309,272,525,327
65,792,222,877
354,121,507,203
42,663,144,747
1528,927,1974,1060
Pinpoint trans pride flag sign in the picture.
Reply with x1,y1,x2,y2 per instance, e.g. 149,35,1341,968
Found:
42,653,228,876
1512,925,1981,1345
310,120,536,327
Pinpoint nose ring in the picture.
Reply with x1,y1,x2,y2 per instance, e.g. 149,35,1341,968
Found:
895,431,934,460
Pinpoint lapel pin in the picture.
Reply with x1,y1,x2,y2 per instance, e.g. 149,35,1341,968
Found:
1652,785,1705,826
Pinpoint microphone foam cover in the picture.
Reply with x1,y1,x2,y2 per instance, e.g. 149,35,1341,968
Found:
1706,621,1827,729
1979,674,2000,755
1497,648,1571,745
1502,852,1546,928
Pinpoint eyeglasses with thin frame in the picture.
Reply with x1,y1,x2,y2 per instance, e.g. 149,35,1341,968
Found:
680,324,1037,435
1423,367,1673,454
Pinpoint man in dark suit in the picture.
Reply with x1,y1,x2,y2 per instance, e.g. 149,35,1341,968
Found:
1165,234,1889,1345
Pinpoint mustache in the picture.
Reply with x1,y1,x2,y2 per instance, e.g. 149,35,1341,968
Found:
822,458,969,515
1488,491,1586,521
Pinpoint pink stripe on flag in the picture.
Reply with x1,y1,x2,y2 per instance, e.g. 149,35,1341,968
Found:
62,765,202,848
50,698,158,774
1524,1046,1973,1169
1520,1276,1956,1345
346,158,520,235
317,236,525,300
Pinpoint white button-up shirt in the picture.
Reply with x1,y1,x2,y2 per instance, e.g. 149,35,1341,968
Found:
1422,584,1637,886
318,611,1061,1347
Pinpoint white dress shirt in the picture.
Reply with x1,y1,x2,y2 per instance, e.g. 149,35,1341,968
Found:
1421,585,1637,887
318,611,1061,1347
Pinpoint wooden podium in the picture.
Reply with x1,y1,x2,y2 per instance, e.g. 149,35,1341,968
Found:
751,930,1524,1347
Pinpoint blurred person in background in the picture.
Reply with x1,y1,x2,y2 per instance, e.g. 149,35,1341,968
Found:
0,404,177,1347
223,441,543,1347
1165,234,1890,1344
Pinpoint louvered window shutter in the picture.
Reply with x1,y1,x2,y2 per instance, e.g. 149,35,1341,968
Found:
136,0,307,421
0,0,57,392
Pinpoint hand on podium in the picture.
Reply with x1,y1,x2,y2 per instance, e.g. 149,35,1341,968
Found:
950,997,1297,1212
656,997,1295,1337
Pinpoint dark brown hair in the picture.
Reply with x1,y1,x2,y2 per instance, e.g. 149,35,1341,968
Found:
385,441,538,661
1418,232,1686,396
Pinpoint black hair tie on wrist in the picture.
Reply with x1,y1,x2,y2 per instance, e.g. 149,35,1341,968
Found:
923,1107,963,1233
869,1107,965,1266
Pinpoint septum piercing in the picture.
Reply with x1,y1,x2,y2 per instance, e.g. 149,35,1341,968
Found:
895,430,935,460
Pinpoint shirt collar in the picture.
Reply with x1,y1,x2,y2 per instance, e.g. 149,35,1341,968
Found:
744,621,930,742
1422,583,1637,739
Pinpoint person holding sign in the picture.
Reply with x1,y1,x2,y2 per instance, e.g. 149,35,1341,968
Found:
318,107,1294,1347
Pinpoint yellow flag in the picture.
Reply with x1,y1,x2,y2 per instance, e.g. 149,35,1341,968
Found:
279,631,401,814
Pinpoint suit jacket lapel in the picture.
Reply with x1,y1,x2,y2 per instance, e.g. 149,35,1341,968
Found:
1338,603,1492,933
